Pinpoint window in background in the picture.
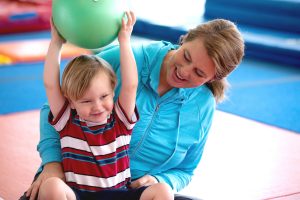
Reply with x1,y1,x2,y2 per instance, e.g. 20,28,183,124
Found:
128,0,206,29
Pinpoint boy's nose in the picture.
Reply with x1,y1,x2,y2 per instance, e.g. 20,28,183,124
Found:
93,100,103,110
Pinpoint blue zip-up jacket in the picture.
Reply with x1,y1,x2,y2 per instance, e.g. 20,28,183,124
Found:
37,41,215,192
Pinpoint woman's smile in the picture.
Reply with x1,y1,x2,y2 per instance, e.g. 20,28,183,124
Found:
173,65,186,83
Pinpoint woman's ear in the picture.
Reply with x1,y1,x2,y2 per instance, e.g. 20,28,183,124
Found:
208,78,215,83
179,34,186,45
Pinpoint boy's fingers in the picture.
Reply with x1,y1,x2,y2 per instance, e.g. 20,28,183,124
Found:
130,11,136,25
127,11,132,25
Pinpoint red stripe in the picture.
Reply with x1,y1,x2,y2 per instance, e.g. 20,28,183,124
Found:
63,156,130,178
62,147,93,156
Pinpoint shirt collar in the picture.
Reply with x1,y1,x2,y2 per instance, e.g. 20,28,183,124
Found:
79,114,110,127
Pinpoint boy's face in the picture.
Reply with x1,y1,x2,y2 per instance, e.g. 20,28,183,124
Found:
70,72,114,123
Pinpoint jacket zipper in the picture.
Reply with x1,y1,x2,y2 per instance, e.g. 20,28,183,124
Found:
130,95,174,158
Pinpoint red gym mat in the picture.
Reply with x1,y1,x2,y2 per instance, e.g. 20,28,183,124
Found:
0,0,51,34
1,111,300,199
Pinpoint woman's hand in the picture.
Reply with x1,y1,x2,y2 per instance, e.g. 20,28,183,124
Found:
129,175,159,188
25,162,65,200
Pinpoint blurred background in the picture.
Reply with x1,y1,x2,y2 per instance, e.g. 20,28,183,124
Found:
0,0,299,132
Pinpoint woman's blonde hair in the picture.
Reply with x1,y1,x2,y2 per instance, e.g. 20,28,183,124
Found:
180,19,245,103
61,55,117,101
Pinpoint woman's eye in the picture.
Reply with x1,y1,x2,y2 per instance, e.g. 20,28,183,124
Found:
195,69,203,77
184,51,191,62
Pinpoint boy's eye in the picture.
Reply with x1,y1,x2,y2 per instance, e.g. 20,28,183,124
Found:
100,94,108,100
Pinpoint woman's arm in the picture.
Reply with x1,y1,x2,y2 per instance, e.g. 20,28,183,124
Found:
130,139,209,192
155,96,215,191
26,162,64,200
26,104,64,199
153,141,208,192
155,94,215,191
131,88,216,192
38,103,62,166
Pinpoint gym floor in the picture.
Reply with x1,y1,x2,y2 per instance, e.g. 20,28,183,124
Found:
1,109,300,199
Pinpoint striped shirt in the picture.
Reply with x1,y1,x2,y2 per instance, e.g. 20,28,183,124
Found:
49,100,139,192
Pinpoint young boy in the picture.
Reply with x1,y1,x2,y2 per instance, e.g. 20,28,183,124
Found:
39,11,173,200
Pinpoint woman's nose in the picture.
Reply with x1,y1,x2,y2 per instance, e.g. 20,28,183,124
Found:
180,64,192,78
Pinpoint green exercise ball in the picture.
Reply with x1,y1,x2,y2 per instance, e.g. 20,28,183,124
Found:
52,0,125,49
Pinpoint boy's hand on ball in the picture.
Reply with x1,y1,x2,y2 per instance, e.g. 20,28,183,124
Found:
118,11,136,44
50,17,66,45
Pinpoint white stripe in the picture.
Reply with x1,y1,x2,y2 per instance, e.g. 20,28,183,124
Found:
53,105,71,132
61,135,131,155
65,168,131,188
115,101,137,130
61,137,91,152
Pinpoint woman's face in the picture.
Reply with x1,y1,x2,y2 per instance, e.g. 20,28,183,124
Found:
165,38,216,88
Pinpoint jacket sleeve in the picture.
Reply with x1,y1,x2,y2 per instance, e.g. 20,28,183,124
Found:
37,103,62,167
154,90,215,192
153,137,209,192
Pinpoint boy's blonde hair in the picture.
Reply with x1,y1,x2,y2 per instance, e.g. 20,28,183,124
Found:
180,19,245,103
61,55,117,101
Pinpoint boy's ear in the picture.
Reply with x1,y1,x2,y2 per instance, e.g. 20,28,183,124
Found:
69,99,75,109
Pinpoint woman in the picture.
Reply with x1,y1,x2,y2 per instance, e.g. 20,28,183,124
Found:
24,18,244,200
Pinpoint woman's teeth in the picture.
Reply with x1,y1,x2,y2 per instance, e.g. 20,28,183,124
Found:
176,70,184,80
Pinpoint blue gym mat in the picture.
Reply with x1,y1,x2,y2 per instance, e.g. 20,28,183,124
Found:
0,60,68,114
217,59,300,133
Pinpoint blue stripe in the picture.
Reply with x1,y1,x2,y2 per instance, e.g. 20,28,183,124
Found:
71,184,127,192
62,150,128,166
72,117,116,135
63,152,95,164
97,150,128,165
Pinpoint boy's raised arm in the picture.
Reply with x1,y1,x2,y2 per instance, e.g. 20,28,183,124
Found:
118,11,138,119
43,19,66,119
